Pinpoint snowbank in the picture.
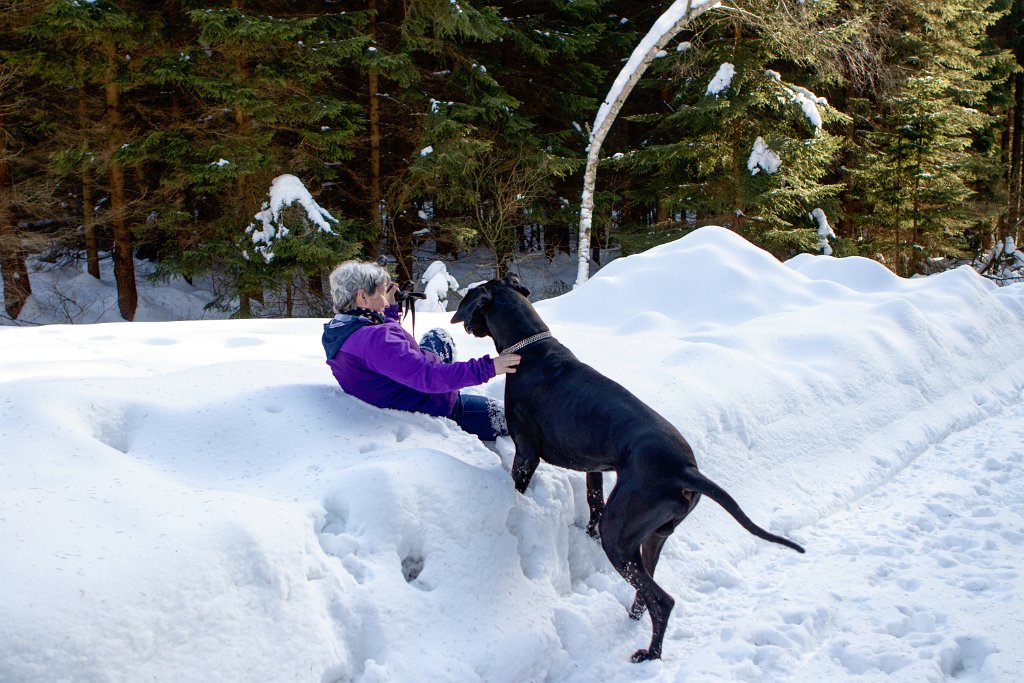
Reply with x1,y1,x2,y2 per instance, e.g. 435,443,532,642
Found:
2,226,1023,681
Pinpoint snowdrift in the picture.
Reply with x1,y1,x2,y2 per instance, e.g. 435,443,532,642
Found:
2,226,1023,682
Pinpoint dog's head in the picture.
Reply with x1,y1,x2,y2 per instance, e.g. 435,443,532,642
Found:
451,273,531,338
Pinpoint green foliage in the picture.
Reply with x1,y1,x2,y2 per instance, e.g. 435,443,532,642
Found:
610,7,849,259
3,0,1023,316
842,0,1010,273
405,126,557,271
242,203,360,290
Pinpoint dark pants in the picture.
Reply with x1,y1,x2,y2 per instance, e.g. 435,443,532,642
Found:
450,393,509,441
420,328,509,441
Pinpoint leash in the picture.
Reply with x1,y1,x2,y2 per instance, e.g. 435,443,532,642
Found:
394,280,426,336
501,331,553,354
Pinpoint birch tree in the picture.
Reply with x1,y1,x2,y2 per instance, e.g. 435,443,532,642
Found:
576,0,722,287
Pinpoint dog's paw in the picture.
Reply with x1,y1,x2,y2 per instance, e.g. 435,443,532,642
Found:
631,648,660,663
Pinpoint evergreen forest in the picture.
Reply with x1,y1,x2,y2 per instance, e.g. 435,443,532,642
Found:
2,0,1024,321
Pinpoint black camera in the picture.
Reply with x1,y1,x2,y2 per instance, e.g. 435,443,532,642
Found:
393,280,427,304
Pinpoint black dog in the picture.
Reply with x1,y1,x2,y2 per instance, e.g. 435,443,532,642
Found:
452,273,805,663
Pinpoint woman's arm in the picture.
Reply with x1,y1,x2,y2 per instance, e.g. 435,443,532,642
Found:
358,324,496,393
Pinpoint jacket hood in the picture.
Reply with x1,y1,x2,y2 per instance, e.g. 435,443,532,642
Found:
322,314,375,359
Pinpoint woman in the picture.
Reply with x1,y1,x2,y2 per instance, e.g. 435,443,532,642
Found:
322,260,520,440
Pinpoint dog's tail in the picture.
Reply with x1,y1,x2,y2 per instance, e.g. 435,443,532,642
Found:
684,468,805,554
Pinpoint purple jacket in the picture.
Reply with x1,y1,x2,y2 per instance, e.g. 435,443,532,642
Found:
323,305,495,417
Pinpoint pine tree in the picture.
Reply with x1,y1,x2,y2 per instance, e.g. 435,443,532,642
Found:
0,0,38,320
132,1,370,316
483,0,638,263
359,0,524,277
851,76,985,272
843,0,1011,274
241,174,360,316
374,0,621,276
21,0,144,319
985,0,1024,252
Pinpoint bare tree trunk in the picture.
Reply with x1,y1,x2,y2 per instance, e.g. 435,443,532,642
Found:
78,55,100,279
170,94,192,285
232,0,258,318
1006,71,1023,243
103,40,137,320
912,144,923,273
389,211,414,281
577,0,720,287
76,52,99,279
0,109,31,319
545,220,570,260
368,0,382,258
235,99,253,318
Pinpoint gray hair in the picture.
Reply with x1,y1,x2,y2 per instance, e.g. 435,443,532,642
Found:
329,260,391,313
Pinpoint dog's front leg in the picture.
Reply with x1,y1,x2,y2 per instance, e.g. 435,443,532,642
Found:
585,472,604,538
510,440,540,493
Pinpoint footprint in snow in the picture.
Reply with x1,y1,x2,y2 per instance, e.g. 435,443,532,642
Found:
225,337,263,348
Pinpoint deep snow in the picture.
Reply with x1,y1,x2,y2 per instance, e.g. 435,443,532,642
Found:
2,226,1024,682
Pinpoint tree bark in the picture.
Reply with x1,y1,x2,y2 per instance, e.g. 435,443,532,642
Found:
368,0,382,258
78,53,100,279
232,0,259,318
104,40,138,320
0,109,31,320
236,93,254,318
1006,71,1023,243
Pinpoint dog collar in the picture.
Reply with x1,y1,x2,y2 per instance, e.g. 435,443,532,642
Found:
502,331,553,354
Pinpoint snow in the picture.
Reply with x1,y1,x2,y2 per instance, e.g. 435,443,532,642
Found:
748,136,782,175
786,85,826,130
246,174,338,263
706,62,736,96
1005,236,1024,269
810,207,835,256
416,261,460,313
771,71,829,128
4,257,226,325
3,226,1024,681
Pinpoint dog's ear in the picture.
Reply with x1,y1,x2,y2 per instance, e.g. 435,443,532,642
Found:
502,272,531,299
451,285,492,337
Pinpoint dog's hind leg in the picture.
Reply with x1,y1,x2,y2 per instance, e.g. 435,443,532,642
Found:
630,490,701,618
628,523,674,619
585,472,604,538
600,485,676,662
605,545,675,662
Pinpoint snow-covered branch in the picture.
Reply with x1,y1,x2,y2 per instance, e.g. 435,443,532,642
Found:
245,174,338,263
976,236,1024,285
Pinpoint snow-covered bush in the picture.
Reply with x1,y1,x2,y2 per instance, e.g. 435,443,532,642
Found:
245,175,340,264
416,261,460,312
238,174,359,316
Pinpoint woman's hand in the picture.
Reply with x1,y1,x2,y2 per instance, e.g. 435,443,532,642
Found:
493,352,521,375
385,282,399,306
